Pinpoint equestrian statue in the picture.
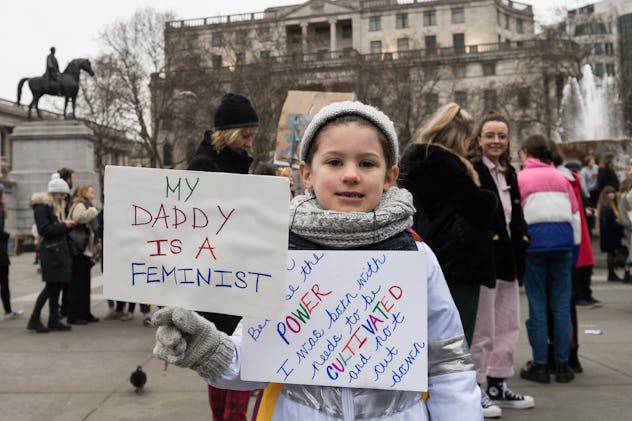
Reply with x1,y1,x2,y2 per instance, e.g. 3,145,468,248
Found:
17,47,95,120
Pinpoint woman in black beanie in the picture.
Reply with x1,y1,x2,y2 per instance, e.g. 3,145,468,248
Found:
187,92,259,421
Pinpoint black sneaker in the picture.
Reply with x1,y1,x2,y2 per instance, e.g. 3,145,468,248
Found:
48,320,72,331
27,317,50,333
575,299,593,307
586,297,602,307
555,362,575,383
520,361,550,383
487,379,535,409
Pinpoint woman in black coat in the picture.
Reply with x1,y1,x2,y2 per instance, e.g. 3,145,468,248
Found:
186,93,259,421
399,103,497,347
27,175,76,333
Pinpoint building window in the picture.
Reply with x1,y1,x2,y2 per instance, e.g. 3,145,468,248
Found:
484,89,497,110
369,16,381,31
605,42,614,55
454,90,468,107
235,52,245,65
451,8,465,24
453,33,465,53
423,11,437,27
505,14,510,29
258,27,270,41
606,63,615,76
593,43,603,54
370,40,382,54
454,64,467,78
583,43,592,54
425,35,437,54
426,93,439,111
482,61,496,76
397,38,409,51
212,54,222,68
235,30,248,45
342,22,352,39
212,33,223,47
424,65,438,81
594,62,604,77
517,87,529,109
396,13,409,29
315,26,329,42
516,18,523,34
163,143,173,167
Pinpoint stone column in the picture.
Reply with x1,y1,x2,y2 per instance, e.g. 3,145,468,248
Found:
329,19,337,57
8,120,99,235
301,22,308,57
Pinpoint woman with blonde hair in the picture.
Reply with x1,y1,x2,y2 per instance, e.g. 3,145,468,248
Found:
399,102,497,347
28,174,76,333
187,93,259,421
67,184,99,325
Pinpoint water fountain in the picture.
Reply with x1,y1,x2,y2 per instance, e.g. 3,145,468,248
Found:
556,63,623,142
556,64,630,176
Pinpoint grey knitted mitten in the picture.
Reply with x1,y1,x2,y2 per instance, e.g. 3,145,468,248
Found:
152,307,235,379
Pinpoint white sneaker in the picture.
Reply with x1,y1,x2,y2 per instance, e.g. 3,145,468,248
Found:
481,386,502,418
4,309,23,320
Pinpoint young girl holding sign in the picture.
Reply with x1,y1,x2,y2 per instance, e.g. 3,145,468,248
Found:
152,101,482,420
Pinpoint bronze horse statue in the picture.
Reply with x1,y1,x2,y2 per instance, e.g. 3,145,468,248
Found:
17,58,95,120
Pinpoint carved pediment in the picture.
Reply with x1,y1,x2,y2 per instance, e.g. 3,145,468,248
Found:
281,0,357,19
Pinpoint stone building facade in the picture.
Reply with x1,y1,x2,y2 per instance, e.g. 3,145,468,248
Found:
159,0,583,166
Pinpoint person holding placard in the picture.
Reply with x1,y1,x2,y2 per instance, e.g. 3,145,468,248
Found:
154,101,482,420
187,93,259,421
27,174,76,333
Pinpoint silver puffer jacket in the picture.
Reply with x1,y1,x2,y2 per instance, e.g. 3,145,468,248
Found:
208,240,482,421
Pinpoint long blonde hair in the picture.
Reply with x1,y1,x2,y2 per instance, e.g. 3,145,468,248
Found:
70,184,93,209
211,126,257,154
415,103,480,185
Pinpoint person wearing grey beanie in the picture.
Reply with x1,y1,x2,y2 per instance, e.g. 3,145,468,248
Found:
153,100,482,420
27,175,76,333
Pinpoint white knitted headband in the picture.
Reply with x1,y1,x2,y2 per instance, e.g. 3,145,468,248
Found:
299,101,398,164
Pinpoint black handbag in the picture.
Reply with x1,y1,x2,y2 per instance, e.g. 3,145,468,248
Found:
68,225,89,256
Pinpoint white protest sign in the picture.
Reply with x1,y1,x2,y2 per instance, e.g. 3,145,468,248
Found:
103,166,289,320
242,250,428,392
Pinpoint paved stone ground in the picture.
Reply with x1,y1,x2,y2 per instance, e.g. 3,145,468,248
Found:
1,242,631,420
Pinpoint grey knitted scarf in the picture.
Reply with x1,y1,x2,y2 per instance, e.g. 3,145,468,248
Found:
289,187,415,248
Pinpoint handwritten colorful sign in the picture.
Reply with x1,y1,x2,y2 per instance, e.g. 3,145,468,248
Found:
242,250,428,392
103,166,289,320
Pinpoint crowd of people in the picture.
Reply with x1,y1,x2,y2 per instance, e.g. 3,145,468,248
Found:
2,92,630,421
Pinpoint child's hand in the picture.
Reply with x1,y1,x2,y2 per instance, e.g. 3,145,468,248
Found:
152,307,235,379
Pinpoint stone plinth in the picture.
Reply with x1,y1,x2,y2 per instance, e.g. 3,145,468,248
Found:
7,120,100,235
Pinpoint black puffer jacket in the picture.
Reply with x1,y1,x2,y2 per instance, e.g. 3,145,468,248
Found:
474,161,529,283
399,143,497,288
187,130,253,335
31,192,72,283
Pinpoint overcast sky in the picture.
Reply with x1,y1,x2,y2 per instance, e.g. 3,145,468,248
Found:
0,0,587,104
